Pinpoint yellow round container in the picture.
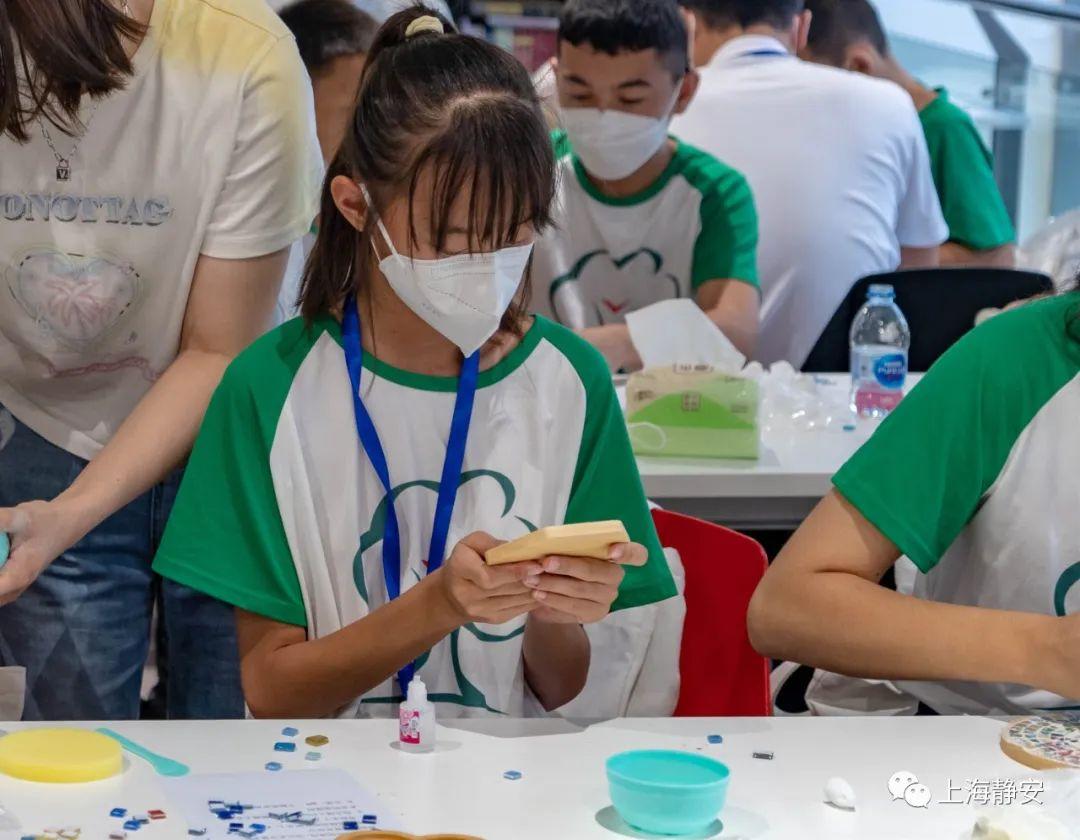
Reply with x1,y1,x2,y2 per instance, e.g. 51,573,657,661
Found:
0,728,123,783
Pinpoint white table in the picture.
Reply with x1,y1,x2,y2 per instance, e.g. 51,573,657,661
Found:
0,716,1051,840
635,375,923,530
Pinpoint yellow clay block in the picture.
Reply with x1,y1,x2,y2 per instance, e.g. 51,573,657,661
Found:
484,521,630,566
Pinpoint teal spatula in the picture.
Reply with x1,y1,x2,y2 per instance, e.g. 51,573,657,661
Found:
96,728,190,777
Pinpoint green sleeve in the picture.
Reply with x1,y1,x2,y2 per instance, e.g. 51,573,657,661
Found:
691,167,759,290
833,297,1078,572
926,119,1015,251
551,129,573,161
547,322,678,610
153,354,306,627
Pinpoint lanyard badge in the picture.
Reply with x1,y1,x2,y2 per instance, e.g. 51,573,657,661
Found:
341,297,480,695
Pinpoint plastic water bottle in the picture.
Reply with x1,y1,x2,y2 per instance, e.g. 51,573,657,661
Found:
850,284,910,418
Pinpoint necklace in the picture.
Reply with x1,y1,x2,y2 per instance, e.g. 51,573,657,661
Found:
38,0,132,181
37,0,131,178
40,103,101,182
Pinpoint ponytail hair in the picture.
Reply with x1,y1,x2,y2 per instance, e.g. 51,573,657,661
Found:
0,0,145,142
299,5,556,332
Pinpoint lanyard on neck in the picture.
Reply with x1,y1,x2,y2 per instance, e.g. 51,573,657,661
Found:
738,49,788,59
341,297,481,696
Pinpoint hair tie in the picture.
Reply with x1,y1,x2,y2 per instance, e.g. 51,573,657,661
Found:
405,15,445,39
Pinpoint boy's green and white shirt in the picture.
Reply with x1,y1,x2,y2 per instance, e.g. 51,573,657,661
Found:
533,132,759,327
834,295,1080,715
154,315,676,719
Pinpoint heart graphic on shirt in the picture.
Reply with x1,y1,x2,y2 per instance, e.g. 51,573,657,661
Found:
11,250,140,349
602,298,631,315
550,248,681,326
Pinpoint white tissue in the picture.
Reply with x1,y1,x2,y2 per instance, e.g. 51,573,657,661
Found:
625,299,746,372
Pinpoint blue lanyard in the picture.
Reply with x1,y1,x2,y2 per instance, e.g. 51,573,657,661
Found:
341,297,480,695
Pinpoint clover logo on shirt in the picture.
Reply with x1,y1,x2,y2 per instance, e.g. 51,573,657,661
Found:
549,248,681,326
1054,562,1080,618
353,469,537,712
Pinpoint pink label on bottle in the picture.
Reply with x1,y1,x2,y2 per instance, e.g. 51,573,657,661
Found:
399,708,420,745
855,389,903,415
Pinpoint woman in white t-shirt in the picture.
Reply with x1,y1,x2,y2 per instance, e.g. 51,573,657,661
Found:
153,9,677,719
0,0,322,719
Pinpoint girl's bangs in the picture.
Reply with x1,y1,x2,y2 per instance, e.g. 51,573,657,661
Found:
405,99,556,254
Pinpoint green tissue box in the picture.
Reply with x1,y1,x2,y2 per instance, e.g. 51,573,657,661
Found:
625,365,760,460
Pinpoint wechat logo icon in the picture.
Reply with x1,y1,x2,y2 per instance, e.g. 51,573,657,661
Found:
889,771,931,808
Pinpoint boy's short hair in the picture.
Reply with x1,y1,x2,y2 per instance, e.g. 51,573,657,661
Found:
559,0,689,77
804,0,889,64
279,0,379,75
678,0,804,31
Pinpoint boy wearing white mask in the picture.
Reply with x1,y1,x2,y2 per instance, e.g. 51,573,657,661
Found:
152,9,677,719
533,0,760,369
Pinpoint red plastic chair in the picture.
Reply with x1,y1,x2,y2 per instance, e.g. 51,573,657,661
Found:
651,509,772,717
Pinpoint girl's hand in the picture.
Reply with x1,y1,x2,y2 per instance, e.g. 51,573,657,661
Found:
436,532,543,626
1044,613,1080,701
0,500,90,605
526,542,649,625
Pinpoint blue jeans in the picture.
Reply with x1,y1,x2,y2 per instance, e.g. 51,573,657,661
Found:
0,405,244,720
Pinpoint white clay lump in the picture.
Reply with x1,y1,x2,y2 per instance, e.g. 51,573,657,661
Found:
824,777,857,810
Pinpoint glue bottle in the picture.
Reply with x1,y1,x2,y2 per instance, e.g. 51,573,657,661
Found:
398,677,435,753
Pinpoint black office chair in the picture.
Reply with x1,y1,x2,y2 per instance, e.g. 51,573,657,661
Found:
802,267,1054,373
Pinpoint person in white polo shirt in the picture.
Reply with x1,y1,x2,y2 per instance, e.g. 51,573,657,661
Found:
673,0,947,368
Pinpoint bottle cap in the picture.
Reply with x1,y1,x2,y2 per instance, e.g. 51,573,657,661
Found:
407,677,428,704
868,284,895,299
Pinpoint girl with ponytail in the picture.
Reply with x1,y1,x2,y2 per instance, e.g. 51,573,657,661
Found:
154,7,677,719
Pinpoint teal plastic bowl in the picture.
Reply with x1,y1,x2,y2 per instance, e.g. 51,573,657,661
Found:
606,750,730,836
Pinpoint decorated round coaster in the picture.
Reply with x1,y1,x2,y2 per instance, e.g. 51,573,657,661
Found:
1000,713,1080,770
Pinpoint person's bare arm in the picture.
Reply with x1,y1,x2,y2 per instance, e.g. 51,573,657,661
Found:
939,242,1016,269
523,619,590,711
238,533,541,718
747,491,1080,699
0,250,288,603
899,246,940,269
238,581,460,719
522,543,648,710
578,325,641,372
579,280,759,371
695,278,759,358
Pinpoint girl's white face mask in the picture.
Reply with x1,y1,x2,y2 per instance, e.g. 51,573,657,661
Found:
361,185,534,357
560,107,671,181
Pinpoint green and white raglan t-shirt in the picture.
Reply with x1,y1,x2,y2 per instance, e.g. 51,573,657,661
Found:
833,294,1080,716
532,132,759,327
154,314,676,719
